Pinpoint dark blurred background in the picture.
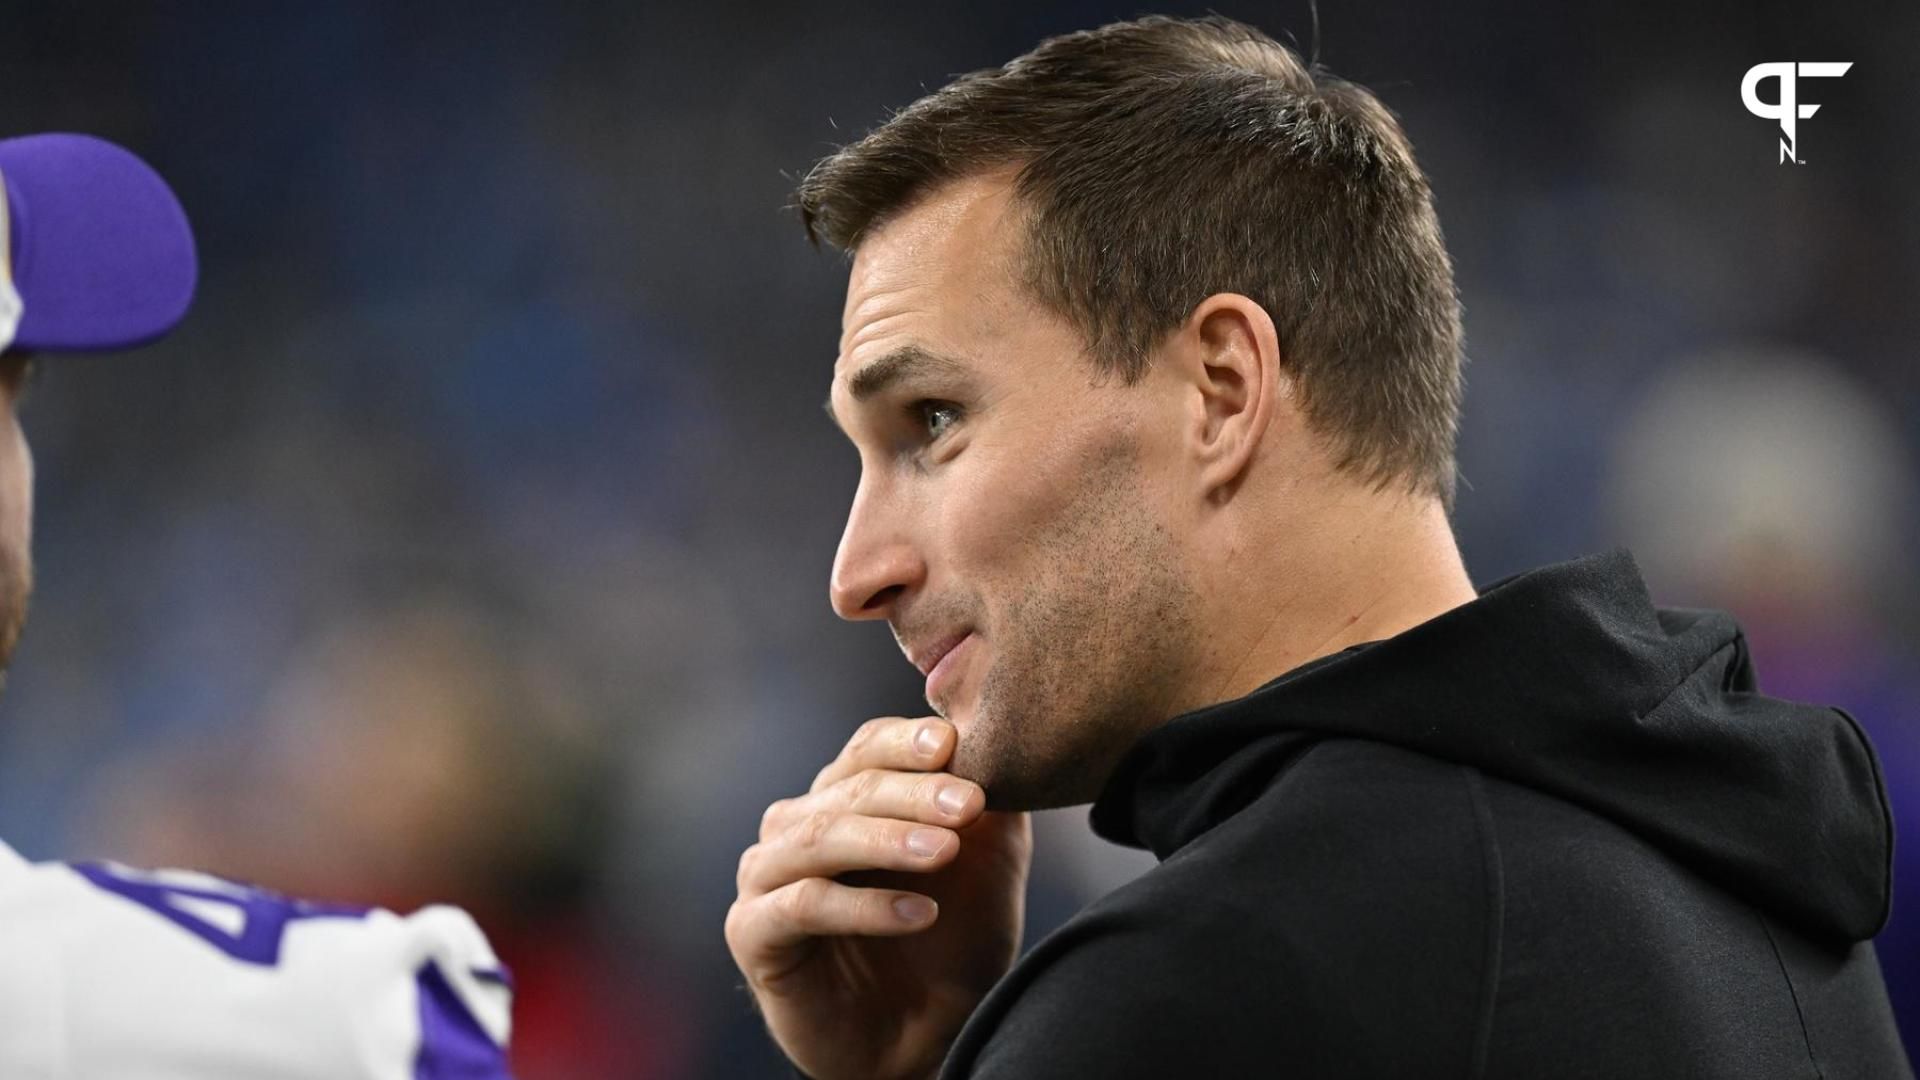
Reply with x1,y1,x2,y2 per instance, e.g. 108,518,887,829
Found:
2,1,1915,1075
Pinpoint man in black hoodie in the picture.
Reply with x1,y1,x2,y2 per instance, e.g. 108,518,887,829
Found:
723,15,1911,1079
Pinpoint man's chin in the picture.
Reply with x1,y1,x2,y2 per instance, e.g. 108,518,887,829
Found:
926,683,975,726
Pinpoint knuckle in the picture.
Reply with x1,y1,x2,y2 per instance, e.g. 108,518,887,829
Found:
768,882,805,924
735,845,759,891
845,768,882,805
775,878,826,925
852,887,886,927
810,762,837,793
872,818,908,855
797,877,831,910
914,773,944,807
796,810,835,851
722,900,748,951
759,798,790,839
850,717,888,754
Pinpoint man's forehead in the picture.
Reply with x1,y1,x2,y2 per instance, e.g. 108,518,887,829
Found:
827,253,987,429
836,265,935,368
834,178,1026,385
855,169,1020,276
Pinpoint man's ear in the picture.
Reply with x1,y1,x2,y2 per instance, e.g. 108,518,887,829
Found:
1173,293,1286,498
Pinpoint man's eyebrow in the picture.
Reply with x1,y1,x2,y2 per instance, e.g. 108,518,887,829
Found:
822,345,969,428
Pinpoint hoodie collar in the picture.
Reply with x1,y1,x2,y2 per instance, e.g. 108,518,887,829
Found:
1089,549,1894,943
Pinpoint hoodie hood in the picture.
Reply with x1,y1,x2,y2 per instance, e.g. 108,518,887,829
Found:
1089,549,1894,943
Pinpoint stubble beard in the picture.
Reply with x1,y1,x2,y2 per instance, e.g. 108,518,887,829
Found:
940,444,1198,812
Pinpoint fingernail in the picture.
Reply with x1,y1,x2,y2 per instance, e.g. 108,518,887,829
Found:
906,828,947,858
935,784,970,817
893,896,935,923
914,724,944,757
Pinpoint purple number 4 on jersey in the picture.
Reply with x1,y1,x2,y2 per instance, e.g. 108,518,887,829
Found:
74,861,370,966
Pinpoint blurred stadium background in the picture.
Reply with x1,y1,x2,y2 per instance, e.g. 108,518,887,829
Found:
2,1,1915,1076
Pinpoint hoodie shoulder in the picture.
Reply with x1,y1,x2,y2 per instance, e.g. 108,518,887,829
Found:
1473,763,1909,1076
1094,551,1894,943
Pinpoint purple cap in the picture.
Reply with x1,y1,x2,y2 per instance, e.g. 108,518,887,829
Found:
0,133,197,353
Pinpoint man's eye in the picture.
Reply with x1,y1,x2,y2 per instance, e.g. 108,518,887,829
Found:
913,400,964,441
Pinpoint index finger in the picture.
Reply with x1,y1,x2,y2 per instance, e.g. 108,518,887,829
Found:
810,716,953,795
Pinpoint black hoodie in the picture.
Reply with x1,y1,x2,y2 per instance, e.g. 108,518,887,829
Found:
938,550,1911,1079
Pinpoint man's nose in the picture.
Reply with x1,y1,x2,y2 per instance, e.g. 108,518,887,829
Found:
829,480,924,621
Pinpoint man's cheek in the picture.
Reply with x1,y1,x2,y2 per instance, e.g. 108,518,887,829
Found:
941,470,1041,565
959,438,1086,541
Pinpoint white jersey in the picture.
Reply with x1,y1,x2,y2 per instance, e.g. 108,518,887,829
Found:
0,840,513,1079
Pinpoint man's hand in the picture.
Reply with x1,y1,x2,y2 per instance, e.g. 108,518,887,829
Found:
725,717,1033,1080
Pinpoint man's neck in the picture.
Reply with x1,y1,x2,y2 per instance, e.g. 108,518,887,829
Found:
1188,492,1477,713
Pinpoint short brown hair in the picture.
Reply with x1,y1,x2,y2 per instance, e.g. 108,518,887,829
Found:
797,15,1465,508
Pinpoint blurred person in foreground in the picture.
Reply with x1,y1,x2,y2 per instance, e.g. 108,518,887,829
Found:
0,133,513,1077
724,16,1909,1079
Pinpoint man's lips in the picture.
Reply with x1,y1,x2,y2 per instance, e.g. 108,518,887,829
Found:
923,632,975,702
909,629,972,677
